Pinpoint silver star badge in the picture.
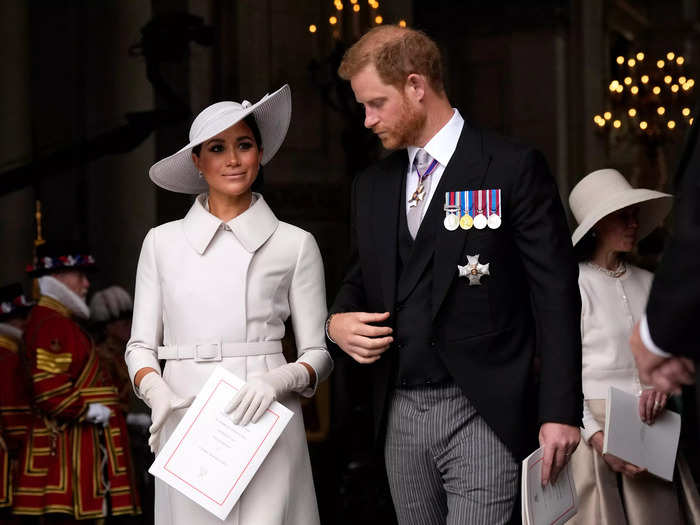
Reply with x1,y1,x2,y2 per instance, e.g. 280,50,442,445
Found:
458,254,490,286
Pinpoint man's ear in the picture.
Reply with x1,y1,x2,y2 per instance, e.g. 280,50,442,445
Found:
405,73,426,102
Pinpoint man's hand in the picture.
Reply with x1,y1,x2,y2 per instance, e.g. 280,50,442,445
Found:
328,312,393,364
590,432,645,477
630,322,695,394
539,423,580,486
638,389,667,425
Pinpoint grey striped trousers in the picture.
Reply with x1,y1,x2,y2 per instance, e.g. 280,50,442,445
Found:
384,382,519,525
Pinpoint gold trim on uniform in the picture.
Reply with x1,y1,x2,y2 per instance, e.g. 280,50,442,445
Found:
0,335,18,353
35,348,72,374
37,296,70,317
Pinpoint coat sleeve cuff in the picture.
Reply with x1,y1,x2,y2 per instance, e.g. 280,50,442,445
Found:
125,347,161,399
296,348,333,398
641,314,672,357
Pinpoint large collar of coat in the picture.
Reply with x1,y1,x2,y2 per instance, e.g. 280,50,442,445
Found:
183,192,279,254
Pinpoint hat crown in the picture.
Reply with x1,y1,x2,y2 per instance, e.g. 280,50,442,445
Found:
189,101,247,143
569,169,633,226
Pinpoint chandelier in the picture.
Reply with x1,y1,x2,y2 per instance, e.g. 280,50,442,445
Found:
593,51,695,145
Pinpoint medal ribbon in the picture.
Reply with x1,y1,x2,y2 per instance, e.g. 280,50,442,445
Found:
416,158,439,184
491,189,501,217
460,191,466,218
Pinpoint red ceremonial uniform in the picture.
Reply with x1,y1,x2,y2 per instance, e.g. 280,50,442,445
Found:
13,296,140,519
0,331,33,508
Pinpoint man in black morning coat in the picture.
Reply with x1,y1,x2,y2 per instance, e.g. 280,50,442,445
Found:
326,26,582,524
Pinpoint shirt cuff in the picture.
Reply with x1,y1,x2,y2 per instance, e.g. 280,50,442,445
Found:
640,314,672,358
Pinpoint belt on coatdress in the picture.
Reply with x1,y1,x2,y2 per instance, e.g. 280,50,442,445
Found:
157,340,283,361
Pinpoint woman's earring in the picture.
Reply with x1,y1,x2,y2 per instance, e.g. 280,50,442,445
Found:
198,171,203,179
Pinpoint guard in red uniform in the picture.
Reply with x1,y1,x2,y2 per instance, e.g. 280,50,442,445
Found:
13,241,140,521
0,283,34,519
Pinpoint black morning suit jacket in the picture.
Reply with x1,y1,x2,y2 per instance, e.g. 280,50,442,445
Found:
646,115,700,357
330,121,583,458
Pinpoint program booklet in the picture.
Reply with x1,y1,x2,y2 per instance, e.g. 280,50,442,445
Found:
521,447,578,525
603,386,681,481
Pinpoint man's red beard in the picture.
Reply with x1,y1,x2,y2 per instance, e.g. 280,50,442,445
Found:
375,96,426,150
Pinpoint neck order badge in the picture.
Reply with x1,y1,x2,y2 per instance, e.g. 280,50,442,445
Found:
444,189,502,231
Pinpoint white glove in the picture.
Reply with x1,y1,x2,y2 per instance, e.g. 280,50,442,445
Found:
86,403,112,426
139,372,194,453
224,363,310,426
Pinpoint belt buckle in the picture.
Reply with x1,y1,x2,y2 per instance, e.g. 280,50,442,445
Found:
194,341,223,362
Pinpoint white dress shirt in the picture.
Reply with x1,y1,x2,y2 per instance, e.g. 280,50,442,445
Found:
405,109,465,220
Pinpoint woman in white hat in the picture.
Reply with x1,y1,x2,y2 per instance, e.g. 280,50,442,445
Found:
568,168,700,524
125,85,333,525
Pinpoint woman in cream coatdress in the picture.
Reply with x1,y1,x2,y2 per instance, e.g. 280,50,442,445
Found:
125,85,333,525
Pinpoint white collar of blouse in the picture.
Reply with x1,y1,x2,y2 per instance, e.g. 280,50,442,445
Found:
183,192,279,255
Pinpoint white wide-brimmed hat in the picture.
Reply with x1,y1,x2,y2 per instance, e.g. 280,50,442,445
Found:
569,168,673,245
149,84,291,194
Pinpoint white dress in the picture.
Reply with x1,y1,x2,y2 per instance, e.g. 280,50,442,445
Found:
125,193,333,525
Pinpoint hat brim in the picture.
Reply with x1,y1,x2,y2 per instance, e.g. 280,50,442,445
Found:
571,189,673,245
28,263,98,278
149,85,292,194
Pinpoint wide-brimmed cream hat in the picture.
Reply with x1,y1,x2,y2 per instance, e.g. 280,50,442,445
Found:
149,84,291,194
569,168,673,245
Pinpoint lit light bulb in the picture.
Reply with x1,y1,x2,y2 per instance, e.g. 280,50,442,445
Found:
628,108,637,117
636,52,645,61
353,4,360,11
657,106,666,115
664,75,672,84
616,85,624,93
691,118,694,125
689,79,695,87
613,120,622,128
667,51,675,60
329,16,338,24
679,76,687,84
640,121,648,130
616,56,625,65
677,56,685,65
671,84,679,93
624,76,632,85
604,111,612,120
657,60,665,68
683,108,691,116
398,19,407,27
593,115,601,124
309,24,317,33
668,120,676,129
375,15,383,24
653,86,661,95
628,58,636,67
641,75,649,84
631,86,639,95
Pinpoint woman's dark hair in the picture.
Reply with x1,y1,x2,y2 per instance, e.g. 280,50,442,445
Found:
191,114,265,192
574,231,597,262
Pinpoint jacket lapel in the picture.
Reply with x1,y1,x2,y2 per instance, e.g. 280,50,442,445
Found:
432,124,491,319
371,153,406,314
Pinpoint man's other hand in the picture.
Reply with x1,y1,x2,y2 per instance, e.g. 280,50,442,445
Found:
328,312,393,364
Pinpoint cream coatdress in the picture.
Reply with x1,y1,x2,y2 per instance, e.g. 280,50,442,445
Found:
125,193,332,525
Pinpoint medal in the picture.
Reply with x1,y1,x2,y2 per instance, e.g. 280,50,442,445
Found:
473,190,487,229
444,213,460,231
443,192,460,231
457,254,490,286
459,190,473,230
408,158,439,208
487,189,501,229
